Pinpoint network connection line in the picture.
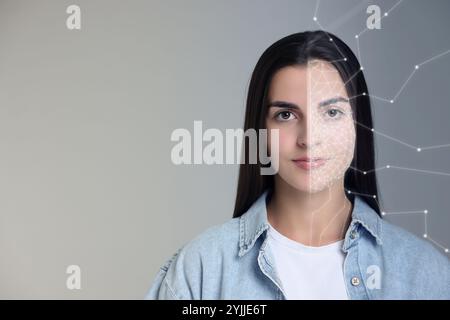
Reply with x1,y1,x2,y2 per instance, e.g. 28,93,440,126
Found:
313,0,449,255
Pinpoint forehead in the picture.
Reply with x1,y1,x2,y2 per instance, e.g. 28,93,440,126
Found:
268,60,347,100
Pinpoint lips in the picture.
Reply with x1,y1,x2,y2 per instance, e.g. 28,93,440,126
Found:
292,157,328,170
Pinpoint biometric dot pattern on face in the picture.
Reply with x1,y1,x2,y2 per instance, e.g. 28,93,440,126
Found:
305,59,356,193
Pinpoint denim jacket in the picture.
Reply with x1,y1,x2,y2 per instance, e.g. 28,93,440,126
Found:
146,190,450,299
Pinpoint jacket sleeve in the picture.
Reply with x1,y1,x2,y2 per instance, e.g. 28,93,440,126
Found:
144,245,195,300
145,268,180,299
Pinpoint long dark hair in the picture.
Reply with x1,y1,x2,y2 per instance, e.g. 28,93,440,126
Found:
232,30,381,218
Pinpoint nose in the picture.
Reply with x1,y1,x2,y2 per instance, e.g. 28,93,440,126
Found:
296,114,322,149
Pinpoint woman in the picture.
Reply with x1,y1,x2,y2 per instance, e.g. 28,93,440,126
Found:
146,31,450,300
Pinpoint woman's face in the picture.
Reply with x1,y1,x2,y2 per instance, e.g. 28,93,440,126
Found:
266,60,356,193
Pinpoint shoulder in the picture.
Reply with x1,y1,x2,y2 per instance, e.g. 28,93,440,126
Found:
187,217,241,252
146,217,240,299
379,218,450,296
380,218,448,264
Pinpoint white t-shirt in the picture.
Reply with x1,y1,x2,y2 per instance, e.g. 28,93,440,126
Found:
266,223,348,300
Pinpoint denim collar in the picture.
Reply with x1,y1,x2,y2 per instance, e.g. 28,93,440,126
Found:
238,189,383,257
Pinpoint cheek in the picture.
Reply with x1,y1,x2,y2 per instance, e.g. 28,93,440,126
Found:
323,123,356,156
266,124,297,154
275,128,297,155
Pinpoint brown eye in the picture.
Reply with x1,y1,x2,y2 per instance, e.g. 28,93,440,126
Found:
275,111,295,121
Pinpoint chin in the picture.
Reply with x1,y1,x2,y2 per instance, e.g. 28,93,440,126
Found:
282,178,330,194
277,165,341,194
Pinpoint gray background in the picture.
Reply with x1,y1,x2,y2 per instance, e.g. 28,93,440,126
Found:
0,0,449,299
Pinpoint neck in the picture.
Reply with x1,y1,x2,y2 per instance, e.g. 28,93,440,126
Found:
267,176,353,247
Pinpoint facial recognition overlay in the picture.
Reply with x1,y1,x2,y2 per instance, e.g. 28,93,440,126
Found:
311,0,450,254
0,0,449,299
313,0,450,262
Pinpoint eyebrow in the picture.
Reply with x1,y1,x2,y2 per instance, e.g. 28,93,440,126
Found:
318,96,349,107
268,96,349,109
267,101,300,110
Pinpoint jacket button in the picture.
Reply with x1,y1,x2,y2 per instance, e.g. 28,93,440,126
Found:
350,230,358,239
243,244,248,250
351,277,360,286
